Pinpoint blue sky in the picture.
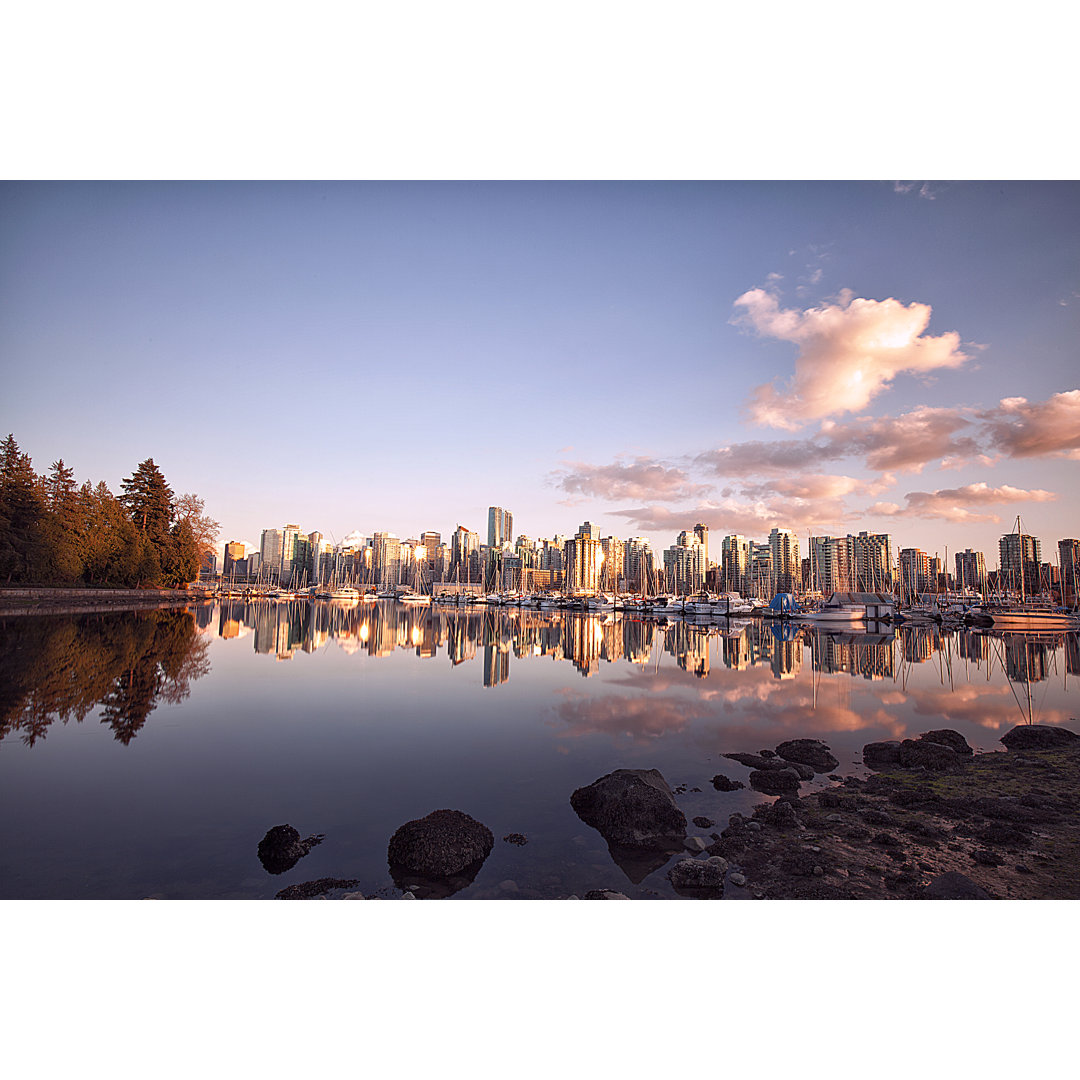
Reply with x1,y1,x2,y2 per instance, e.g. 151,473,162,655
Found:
2,181,1077,564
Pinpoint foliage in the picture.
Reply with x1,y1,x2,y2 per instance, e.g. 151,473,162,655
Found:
0,435,215,589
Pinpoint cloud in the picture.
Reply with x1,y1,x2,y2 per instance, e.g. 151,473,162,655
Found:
608,494,851,537
871,482,1056,523
732,289,969,428
551,457,709,502
893,181,916,194
697,405,980,478
978,391,1080,460
893,180,944,200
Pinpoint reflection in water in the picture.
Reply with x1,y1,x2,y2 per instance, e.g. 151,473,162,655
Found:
0,608,210,746
202,600,1079,727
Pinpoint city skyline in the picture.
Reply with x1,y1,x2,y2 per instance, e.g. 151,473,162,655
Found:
2,181,1077,564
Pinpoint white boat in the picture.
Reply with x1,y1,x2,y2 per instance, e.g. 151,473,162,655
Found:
802,603,866,624
398,591,432,605
973,604,1079,630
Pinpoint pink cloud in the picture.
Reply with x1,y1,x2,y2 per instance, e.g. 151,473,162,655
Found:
870,482,1056,523
731,289,969,428
551,457,708,502
978,391,1080,460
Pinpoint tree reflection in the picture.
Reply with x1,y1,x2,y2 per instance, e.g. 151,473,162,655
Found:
0,609,211,746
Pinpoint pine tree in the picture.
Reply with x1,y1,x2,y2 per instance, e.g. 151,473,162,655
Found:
0,434,48,582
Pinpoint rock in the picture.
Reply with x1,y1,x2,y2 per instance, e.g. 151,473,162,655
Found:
812,866,824,877
976,822,1032,846
862,741,902,768
684,836,709,852
1000,724,1080,751
584,889,630,900
729,872,747,887
668,857,726,895
972,849,1004,867
692,816,716,829
723,752,778,770
780,760,816,781
275,877,361,900
341,891,365,900
762,801,800,830
387,809,494,898
749,767,802,794
759,749,776,758
745,821,762,832
826,813,845,822
711,774,745,792
498,879,519,893
502,832,528,846
918,729,974,755
898,738,960,770
401,891,416,899
257,824,324,876
871,832,900,847
570,769,687,849
860,808,892,826
920,872,991,900
706,856,728,868
775,739,840,772
818,791,841,808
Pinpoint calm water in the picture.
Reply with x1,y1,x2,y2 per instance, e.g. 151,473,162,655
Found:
2,600,1078,899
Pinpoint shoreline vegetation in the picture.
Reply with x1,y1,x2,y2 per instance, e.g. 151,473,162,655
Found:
0,434,218,592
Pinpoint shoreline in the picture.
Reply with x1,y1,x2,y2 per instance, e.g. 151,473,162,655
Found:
0,586,210,617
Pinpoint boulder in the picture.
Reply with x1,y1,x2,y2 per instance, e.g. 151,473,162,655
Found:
692,816,716,829
274,877,360,900
761,800,800,830
584,889,630,900
780,760,816,781
257,824,324,876
1000,725,1080,751
684,836,709,852
723,752,785,770
898,738,959,770
711,774,745,792
570,769,687,849
775,739,840,772
749,767,802,794
918,729,974,755
387,809,494,878
920,872,991,900
668,857,727,895
862,741,902,768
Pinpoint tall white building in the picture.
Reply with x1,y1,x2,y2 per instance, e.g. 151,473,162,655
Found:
769,527,799,594
721,534,751,595
487,506,513,548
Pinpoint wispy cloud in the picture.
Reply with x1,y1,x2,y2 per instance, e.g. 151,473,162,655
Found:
893,180,945,200
731,289,969,428
869,482,1056,523
551,457,709,502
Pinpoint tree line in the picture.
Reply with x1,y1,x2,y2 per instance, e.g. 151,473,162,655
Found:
0,434,219,588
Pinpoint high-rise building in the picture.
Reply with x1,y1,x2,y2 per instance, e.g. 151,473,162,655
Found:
261,528,283,582
600,535,623,590
1000,530,1042,596
420,531,441,573
665,531,706,595
280,524,301,583
564,521,603,594
623,537,656,593
223,541,246,577
1059,539,1080,604
693,523,709,571
372,531,402,585
451,525,481,583
487,506,513,548
854,531,893,591
809,535,856,593
721,534,751,595
769,527,799,594
899,547,931,596
955,549,987,594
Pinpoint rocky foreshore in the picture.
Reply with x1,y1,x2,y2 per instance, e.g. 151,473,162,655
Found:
0,586,210,616
261,723,1080,900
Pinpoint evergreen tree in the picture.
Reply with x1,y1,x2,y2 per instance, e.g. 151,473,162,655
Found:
120,459,174,543
0,434,48,582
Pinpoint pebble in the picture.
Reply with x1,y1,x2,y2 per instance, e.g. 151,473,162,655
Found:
827,814,844,822
813,866,823,877
684,836,709,852
401,891,416,900
706,856,729,871
729,872,747,887
745,822,762,832
341,891,366,900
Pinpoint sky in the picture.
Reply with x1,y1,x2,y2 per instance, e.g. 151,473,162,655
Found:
2,180,1078,568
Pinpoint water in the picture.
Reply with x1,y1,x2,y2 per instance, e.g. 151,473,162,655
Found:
2,601,1078,899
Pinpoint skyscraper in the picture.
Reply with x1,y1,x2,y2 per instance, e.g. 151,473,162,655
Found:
261,528,283,582
564,521,603,594
1000,529,1042,596
223,541,246,577
487,506,513,548
955,549,987,594
1059,538,1080,604
451,525,481,583
280,524,301,583
721,534,750,595
769,527,799,594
